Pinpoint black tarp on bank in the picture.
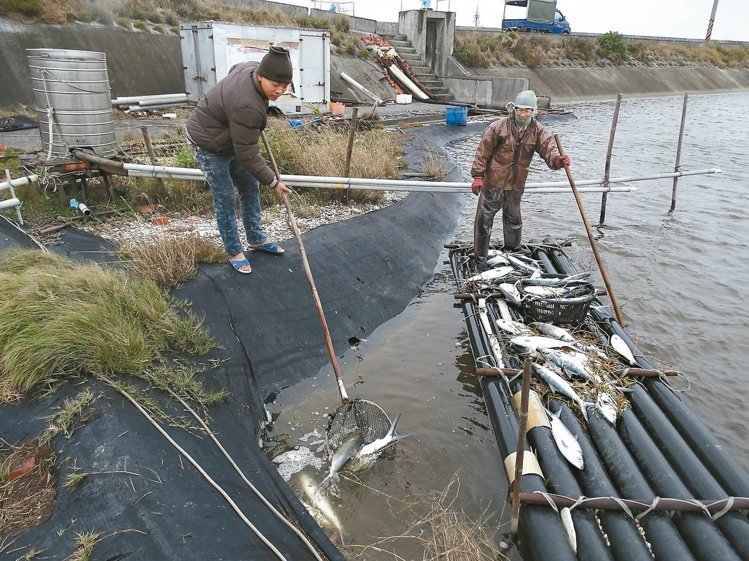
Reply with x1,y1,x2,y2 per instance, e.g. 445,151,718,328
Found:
0,125,465,560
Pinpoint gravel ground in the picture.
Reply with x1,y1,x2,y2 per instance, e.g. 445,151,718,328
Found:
79,191,407,251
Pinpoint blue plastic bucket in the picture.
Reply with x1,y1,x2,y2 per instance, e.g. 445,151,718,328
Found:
446,106,467,126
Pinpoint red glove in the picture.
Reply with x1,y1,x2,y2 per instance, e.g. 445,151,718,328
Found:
555,154,570,169
471,177,483,195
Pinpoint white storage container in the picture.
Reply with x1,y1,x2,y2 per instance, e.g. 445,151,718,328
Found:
180,22,330,115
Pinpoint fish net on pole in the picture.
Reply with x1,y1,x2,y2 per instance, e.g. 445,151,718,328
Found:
325,399,392,453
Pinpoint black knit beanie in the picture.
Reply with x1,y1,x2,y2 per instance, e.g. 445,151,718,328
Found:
257,46,293,84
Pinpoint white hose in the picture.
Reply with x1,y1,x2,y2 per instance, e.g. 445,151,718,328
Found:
112,384,292,561
166,389,325,561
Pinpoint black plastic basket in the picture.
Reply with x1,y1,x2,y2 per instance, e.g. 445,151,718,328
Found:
520,281,596,325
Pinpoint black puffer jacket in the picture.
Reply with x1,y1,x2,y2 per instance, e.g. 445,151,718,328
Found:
186,62,275,186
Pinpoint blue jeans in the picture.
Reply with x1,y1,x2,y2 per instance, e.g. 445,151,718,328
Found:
195,148,266,256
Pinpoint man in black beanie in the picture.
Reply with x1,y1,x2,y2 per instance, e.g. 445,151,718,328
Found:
187,46,294,274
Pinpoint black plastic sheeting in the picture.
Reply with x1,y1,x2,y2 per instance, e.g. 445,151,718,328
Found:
0,125,466,559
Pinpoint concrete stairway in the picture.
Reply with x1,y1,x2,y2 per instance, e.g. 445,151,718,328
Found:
385,35,454,101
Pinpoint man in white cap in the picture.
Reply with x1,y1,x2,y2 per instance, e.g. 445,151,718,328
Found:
187,46,294,274
470,89,570,271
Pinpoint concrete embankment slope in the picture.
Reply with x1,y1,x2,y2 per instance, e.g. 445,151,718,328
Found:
1,18,747,108
479,66,749,102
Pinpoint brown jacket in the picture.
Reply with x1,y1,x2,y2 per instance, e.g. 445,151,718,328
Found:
471,116,560,192
186,62,275,186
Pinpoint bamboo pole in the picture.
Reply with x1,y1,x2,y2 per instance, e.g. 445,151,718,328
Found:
599,93,622,226
510,358,533,536
554,134,626,325
670,93,689,213
260,131,348,404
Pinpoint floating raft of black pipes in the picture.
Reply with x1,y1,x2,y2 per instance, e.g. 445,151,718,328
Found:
448,237,749,561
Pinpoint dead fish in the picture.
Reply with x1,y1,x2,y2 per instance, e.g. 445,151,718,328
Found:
486,254,510,267
596,392,618,425
499,282,522,306
523,285,568,298
546,406,584,470
511,336,574,353
532,363,590,419
524,272,591,287
560,507,577,553
467,266,515,283
542,349,594,381
532,322,576,343
610,334,637,365
353,413,409,461
318,430,364,490
494,317,529,336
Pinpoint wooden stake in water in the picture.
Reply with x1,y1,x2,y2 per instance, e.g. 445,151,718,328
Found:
669,93,689,213
510,358,532,537
599,93,622,226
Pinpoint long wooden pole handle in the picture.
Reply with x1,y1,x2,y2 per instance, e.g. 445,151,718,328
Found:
554,134,625,326
260,131,348,403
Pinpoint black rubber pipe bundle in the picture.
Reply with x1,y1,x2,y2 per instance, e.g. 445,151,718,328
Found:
554,401,654,561
585,404,699,561
628,385,749,557
618,408,743,561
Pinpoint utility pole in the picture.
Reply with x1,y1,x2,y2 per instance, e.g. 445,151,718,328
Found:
705,0,720,42
474,2,480,26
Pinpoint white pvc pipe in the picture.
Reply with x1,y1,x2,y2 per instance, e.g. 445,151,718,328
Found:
340,72,384,105
388,64,429,100
112,93,188,105
0,198,21,210
0,174,38,192
286,181,638,194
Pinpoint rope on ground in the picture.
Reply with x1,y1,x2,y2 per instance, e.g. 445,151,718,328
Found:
166,388,325,561
107,381,292,561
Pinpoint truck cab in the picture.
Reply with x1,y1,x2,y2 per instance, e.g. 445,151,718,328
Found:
502,0,571,34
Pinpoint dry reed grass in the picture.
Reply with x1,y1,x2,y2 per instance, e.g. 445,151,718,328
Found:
342,474,507,561
119,234,225,288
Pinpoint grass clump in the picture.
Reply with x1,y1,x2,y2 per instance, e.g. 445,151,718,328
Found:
119,234,225,288
0,0,42,20
0,249,213,398
597,31,628,63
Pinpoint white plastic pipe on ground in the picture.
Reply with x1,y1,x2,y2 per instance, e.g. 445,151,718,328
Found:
340,73,384,105
112,93,188,105
0,174,37,192
387,65,429,100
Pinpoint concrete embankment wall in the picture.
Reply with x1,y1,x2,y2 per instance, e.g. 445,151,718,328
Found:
479,66,749,102
1,17,748,109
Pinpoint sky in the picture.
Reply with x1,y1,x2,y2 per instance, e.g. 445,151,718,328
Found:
299,0,748,42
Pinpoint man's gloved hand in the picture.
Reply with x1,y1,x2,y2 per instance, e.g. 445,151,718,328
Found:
555,154,571,169
471,177,483,196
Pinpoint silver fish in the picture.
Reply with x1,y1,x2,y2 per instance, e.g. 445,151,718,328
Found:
523,285,567,298
532,322,576,343
524,272,591,287
318,430,364,490
467,266,515,283
560,507,577,553
299,472,344,537
505,253,540,273
610,334,637,365
354,413,410,461
596,392,618,425
511,336,573,353
499,282,522,306
532,363,589,419
542,349,593,381
494,317,529,336
486,254,510,267
546,407,584,470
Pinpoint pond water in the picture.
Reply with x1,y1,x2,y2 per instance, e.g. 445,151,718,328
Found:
265,91,749,559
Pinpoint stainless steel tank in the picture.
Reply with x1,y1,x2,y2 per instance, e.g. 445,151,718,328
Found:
26,48,117,159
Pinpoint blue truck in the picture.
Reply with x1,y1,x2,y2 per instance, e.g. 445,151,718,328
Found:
502,0,571,34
